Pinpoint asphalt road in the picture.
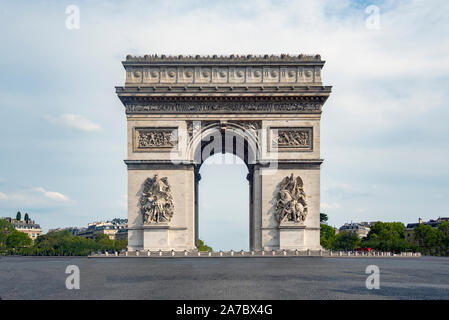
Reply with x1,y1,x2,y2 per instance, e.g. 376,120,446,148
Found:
0,256,448,300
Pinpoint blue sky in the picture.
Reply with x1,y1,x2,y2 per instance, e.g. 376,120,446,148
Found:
0,0,448,250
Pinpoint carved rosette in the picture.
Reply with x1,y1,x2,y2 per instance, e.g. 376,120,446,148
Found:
140,175,174,224
275,174,308,223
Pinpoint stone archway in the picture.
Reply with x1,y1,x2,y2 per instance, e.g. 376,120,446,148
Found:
117,54,331,251
189,123,259,250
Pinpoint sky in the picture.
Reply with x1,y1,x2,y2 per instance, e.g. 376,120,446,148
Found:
0,0,448,251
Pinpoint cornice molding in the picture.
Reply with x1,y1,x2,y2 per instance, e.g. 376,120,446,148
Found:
116,85,331,95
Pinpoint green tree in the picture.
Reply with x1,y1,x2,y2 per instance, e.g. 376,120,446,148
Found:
437,221,449,256
6,230,32,250
413,224,439,255
16,211,21,221
198,239,213,252
32,230,128,256
320,213,328,224
0,219,15,253
332,231,360,251
320,224,336,249
362,221,411,253
24,213,29,223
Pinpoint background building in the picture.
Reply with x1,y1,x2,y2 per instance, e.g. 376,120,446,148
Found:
405,217,449,240
3,217,43,241
71,218,128,240
338,222,374,238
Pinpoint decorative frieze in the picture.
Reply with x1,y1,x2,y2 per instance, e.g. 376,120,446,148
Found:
270,127,313,151
134,127,178,151
126,66,321,85
275,174,308,223
125,102,322,114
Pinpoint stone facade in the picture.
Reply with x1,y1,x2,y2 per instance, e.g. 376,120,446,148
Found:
4,218,43,241
116,54,331,251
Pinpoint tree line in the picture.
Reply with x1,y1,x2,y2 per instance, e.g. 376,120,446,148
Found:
3,215,448,255
1,218,214,255
0,218,127,256
320,217,449,256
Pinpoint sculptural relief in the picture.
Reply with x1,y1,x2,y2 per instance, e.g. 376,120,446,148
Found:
271,127,312,150
140,175,174,224
125,102,322,114
135,128,177,150
276,174,308,223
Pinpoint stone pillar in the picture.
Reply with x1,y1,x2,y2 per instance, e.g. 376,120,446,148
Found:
126,162,196,251
254,161,322,251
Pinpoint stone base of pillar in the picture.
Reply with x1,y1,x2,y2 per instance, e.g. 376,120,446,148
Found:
279,223,306,250
143,224,171,251
279,223,321,250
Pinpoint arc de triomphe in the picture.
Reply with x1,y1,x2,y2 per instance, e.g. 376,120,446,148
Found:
116,54,331,252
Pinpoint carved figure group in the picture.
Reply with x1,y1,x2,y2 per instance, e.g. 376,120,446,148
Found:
275,174,308,223
276,130,310,147
140,175,174,223
138,130,174,148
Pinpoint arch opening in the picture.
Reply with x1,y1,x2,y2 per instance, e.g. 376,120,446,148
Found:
197,153,250,251
191,125,257,251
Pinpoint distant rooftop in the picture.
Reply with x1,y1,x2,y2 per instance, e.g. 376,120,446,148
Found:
10,219,41,229
406,217,449,229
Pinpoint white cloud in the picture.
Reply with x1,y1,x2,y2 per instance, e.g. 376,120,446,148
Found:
33,187,70,201
44,114,102,132
0,187,71,208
